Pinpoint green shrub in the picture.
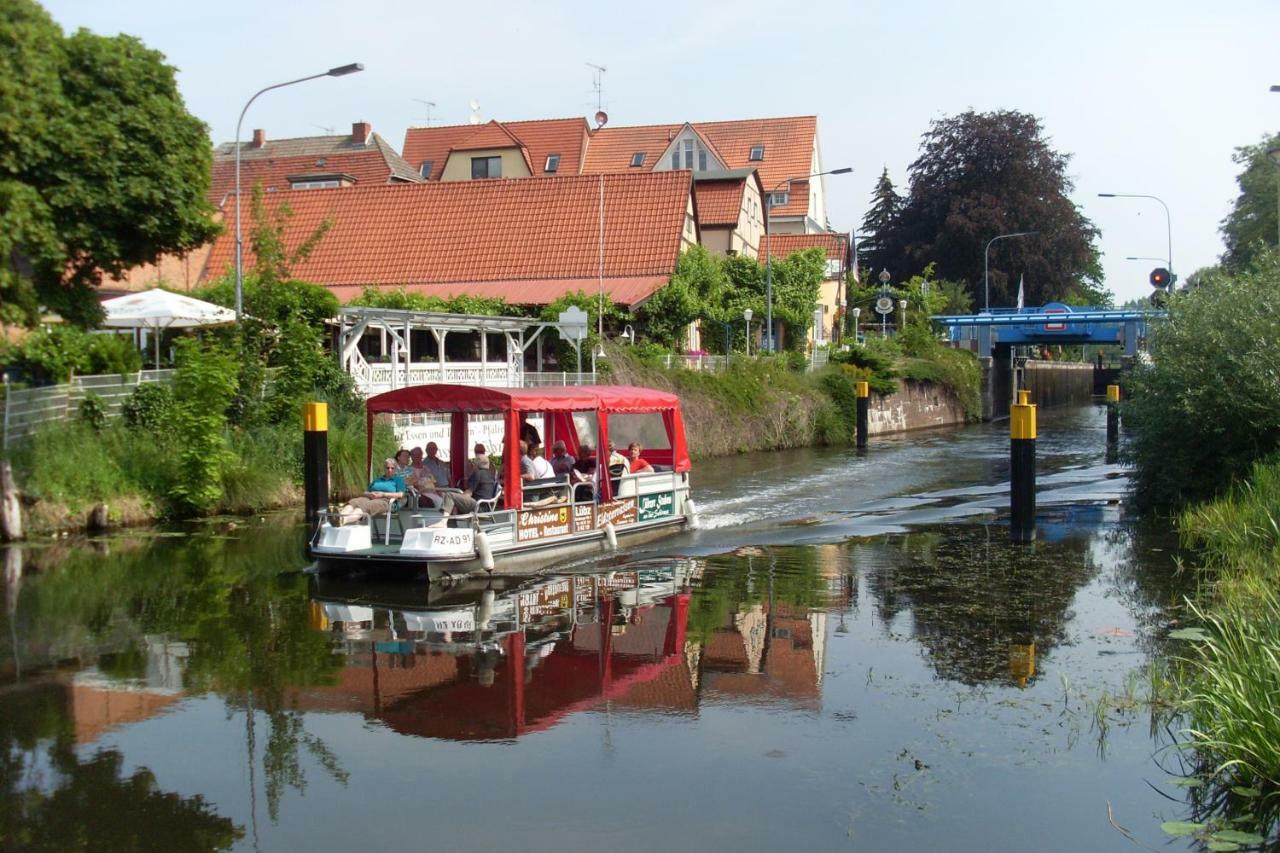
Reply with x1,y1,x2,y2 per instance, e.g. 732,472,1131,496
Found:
1124,250,1280,507
122,382,175,431
9,421,130,507
85,333,143,375
78,392,106,430
167,338,239,515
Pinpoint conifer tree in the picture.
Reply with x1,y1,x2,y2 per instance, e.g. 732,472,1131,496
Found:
856,167,901,277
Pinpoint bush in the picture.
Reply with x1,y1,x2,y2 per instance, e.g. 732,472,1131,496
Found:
9,421,131,508
78,392,106,430
121,382,175,431
1124,250,1280,507
2,326,142,384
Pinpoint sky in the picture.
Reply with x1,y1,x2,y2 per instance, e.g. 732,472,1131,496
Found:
42,0,1280,305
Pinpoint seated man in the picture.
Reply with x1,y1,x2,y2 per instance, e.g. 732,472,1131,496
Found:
337,459,406,524
442,455,499,515
422,441,452,487
549,440,577,477
528,443,555,480
464,443,489,481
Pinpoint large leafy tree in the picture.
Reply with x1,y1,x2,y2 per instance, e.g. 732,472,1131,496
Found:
857,167,902,277
878,110,1105,309
1220,132,1280,270
0,0,218,327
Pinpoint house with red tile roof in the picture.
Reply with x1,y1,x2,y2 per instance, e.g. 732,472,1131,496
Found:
768,232,851,345
209,121,421,206
402,114,833,235
199,171,698,308
692,169,766,259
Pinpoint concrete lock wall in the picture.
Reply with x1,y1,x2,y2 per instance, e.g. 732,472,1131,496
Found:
1022,362,1094,408
869,381,967,435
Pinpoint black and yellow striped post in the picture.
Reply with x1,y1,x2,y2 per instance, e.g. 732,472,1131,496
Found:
855,381,870,449
1010,389,1037,543
1105,384,1120,446
303,402,329,536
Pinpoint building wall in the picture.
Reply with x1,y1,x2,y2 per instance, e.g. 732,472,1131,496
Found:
868,380,968,434
440,147,533,181
814,278,842,343
807,135,827,234
768,218,807,237
700,227,732,255
736,181,764,257
682,197,698,250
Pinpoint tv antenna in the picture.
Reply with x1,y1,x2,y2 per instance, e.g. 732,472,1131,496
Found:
586,62,606,113
412,99,437,125
311,123,335,136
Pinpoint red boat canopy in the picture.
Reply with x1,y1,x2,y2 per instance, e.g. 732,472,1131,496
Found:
364,384,691,507
366,384,683,415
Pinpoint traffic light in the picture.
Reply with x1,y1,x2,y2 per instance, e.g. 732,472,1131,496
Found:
1149,267,1171,288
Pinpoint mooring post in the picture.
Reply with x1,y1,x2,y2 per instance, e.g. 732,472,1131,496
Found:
1105,384,1120,446
1009,389,1036,543
855,381,870,449
302,402,330,544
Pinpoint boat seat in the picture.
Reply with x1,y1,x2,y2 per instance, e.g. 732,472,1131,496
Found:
476,486,503,513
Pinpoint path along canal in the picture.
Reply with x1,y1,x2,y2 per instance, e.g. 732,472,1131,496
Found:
1,403,1204,852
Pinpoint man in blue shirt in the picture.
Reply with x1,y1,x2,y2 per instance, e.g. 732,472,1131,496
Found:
337,458,406,524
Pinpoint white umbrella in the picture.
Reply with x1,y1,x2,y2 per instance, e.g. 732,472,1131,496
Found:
100,288,236,367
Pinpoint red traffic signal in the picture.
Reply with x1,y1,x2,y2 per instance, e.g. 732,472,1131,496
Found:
1149,267,1171,288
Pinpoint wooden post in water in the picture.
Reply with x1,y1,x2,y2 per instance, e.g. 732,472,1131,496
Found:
855,381,870,449
1009,389,1037,544
1105,384,1120,446
303,403,329,546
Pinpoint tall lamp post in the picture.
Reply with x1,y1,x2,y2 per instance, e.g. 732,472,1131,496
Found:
1098,193,1173,284
764,167,852,351
234,63,364,319
983,231,1038,312
743,308,753,357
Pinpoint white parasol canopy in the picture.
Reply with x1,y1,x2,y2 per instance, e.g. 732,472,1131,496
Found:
100,288,236,366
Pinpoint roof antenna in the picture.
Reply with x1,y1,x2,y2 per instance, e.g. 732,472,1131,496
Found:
311,124,335,136
412,99,436,126
586,62,608,128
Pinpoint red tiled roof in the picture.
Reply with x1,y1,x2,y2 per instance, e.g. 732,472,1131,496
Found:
210,131,419,204
201,171,692,308
584,116,818,218
403,118,589,181
694,178,746,227
768,232,848,265
325,277,669,307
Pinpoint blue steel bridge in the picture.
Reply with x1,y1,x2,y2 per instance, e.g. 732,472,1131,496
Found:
930,302,1167,360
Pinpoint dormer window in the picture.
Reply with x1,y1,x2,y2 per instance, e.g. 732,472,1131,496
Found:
419,160,434,179
748,144,764,161
471,156,501,179
630,151,646,168
671,137,709,171
767,191,789,208
545,153,561,173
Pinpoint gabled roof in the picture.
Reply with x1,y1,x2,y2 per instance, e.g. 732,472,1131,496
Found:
201,171,694,308
692,169,764,228
767,232,849,267
210,131,420,204
584,116,818,218
402,118,590,181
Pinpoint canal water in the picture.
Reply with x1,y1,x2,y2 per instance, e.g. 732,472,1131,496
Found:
1,404,1200,852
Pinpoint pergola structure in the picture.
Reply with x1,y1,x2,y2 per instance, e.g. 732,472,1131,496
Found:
336,306,591,396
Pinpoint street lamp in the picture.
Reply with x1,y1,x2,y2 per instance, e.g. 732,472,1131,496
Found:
234,63,364,319
851,307,861,344
898,298,908,332
878,269,891,338
1125,255,1171,267
743,308,753,357
1098,193,1173,284
983,231,1038,312
764,167,853,352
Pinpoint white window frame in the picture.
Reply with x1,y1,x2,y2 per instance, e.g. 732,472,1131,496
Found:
749,144,764,161
630,151,645,168
290,179,340,190
768,191,789,208
544,153,561,173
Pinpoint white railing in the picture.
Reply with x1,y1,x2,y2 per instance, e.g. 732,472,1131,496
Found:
352,357,524,396
521,372,597,387
2,370,176,449
662,354,728,372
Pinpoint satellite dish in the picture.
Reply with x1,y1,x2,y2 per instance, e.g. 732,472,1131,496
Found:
468,99,481,125
469,99,480,111
594,110,608,129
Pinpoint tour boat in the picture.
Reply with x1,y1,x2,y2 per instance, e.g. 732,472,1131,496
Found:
310,384,698,580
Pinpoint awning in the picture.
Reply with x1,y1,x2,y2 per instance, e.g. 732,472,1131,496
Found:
366,384,683,415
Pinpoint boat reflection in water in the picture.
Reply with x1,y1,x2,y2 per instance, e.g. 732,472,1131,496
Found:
305,564,701,740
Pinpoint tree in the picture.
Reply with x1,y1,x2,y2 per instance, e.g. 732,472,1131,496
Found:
1220,132,1280,270
877,110,1104,309
857,167,902,276
637,246,729,349
0,0,218,327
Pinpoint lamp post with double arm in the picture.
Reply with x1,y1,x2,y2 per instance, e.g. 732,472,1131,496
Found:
763,167,852,351
234,63,364,319
1098,193,1173,285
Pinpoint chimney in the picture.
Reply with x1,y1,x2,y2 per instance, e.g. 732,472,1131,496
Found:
352,121,372,145
251,128,266,148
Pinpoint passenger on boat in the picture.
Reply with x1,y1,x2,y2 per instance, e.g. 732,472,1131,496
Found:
606,441,628,469
336,459,406,524
463,443,488,480
518,440,535,480
421,441,451,486
442,455,499,515
628,442,654,474
549,440,577,477
528,444,554,479
520,420,541,451
393,448,413,479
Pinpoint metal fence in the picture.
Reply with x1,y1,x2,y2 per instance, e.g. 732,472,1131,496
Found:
2,370,175,449
521,372,598,387
661,354,729,372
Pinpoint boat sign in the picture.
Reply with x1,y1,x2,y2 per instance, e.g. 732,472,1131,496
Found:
517,506,573,542
399,526,474,558
637,491,675,522
596,498,637,527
